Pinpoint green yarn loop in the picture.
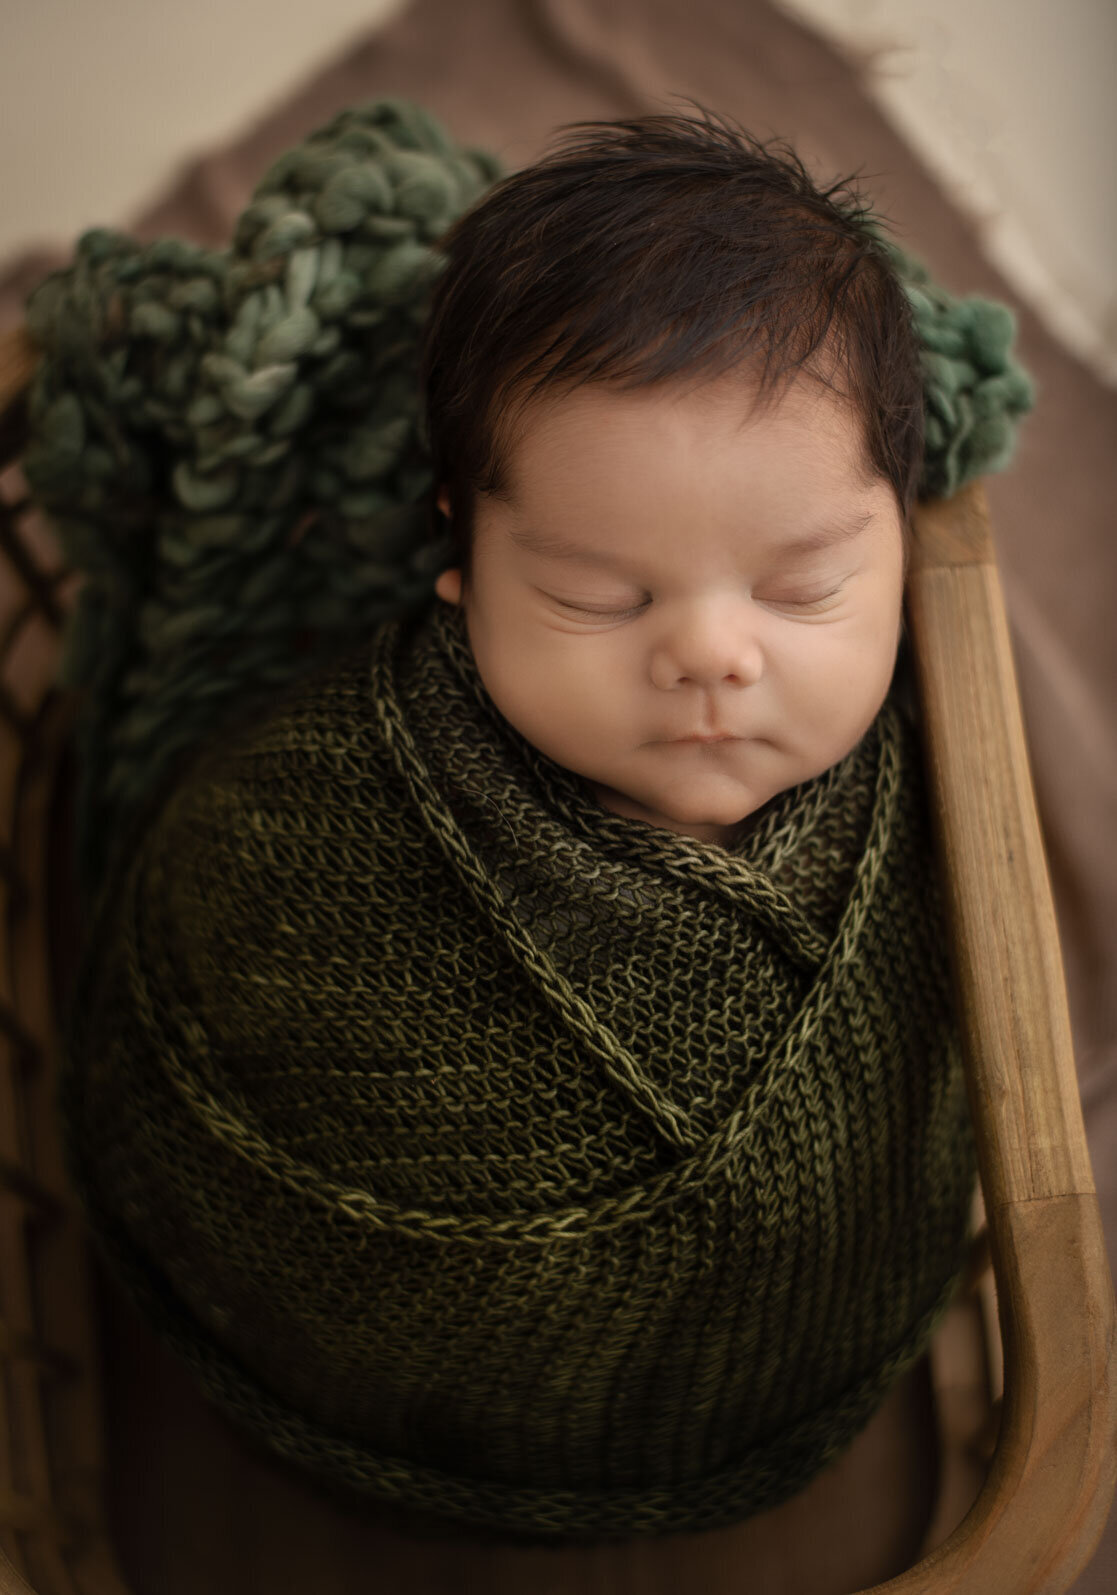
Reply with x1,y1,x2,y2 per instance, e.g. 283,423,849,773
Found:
22,100,1032,907
877,238,1036,498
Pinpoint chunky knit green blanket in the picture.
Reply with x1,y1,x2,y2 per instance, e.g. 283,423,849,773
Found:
63,597,974,1541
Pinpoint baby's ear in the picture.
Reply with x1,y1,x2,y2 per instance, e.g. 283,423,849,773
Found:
433,487,462,603
435,567,463,605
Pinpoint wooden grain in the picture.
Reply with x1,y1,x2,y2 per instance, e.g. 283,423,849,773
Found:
0,1541,39,1595
872,1196,1116,1593
0,326,126,1595
8,692,116,1595
908,484,1093,1208
909,484,996,568
0,330,36,425
865,483,1117,1590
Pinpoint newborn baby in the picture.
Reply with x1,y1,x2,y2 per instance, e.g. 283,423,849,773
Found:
431,375,904,850
62,110,975,1543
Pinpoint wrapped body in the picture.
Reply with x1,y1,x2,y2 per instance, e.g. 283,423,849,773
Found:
62,598,975,1540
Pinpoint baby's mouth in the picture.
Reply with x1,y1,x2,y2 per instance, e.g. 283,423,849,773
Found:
671,732,738,744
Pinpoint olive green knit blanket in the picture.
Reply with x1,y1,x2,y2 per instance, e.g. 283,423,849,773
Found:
62,597,974,1541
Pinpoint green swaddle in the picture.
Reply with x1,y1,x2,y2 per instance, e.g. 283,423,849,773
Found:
62,599,973,1539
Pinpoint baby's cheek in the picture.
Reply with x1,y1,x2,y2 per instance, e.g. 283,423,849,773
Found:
508,670,611,774
788,639,884,757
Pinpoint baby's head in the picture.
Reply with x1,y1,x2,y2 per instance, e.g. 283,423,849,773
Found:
420,110,924,845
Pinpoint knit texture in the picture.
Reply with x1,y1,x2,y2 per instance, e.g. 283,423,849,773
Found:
20,100,1034,915
22,100,499,908
62,598,975,1541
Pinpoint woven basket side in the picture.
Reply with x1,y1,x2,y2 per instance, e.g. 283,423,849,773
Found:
0,324,130,1595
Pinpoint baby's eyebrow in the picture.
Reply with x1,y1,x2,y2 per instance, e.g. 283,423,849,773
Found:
778,511,877,559
509,511,876,567
508,526,635,569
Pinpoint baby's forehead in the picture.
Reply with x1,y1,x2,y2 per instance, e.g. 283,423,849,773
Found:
491,373,881,513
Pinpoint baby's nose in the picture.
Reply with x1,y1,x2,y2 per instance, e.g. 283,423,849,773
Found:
650,602,764,690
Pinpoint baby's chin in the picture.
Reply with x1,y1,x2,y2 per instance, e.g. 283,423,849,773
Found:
588,775,772,844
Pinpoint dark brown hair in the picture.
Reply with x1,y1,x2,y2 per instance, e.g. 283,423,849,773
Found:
419,108,925,581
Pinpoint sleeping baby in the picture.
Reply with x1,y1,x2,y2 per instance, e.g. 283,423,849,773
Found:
56,107,1028,1543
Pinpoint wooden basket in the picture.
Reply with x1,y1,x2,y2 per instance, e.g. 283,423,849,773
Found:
0,322,1112,1594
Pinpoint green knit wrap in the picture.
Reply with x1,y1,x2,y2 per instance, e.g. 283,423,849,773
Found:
62,598,975,1541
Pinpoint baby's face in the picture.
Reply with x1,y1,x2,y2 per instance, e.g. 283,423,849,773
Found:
435,373,905,846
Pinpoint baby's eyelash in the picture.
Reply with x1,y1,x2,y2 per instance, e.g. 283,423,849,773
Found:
550,585,844,619
762,589,841,608
554,598,649,619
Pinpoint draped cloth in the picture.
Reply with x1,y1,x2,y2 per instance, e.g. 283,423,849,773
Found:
61,598,974,1540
